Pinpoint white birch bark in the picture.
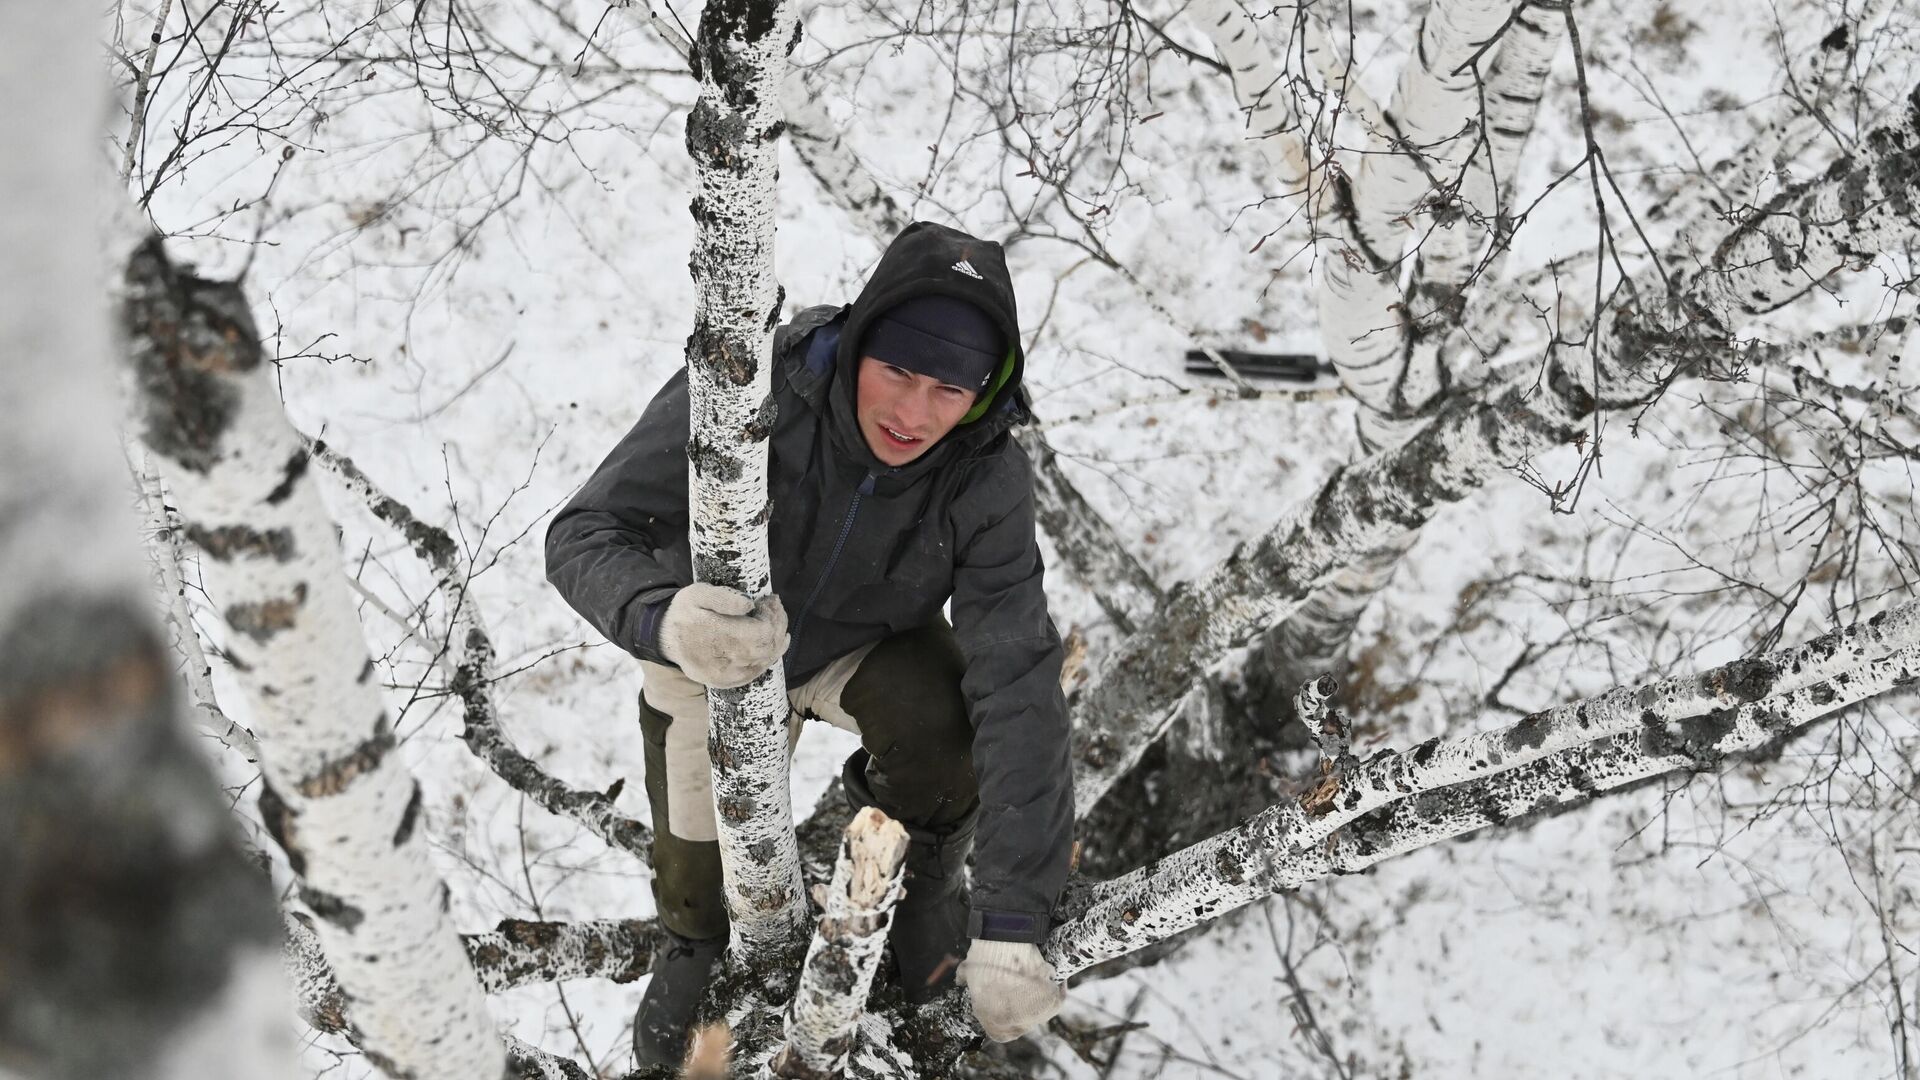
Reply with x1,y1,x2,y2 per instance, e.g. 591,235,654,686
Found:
122,240,501,1080
130,450,262,760
774,809,910,1079
1251,0,1569,719
0,4,293,1076
1073,69,1920,814
1050,598,1920,975
684,0,811,959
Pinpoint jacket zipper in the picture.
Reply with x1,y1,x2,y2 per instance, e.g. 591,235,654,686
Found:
790,472,877,652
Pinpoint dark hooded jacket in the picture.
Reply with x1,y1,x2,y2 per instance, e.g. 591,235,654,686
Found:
545,222,1072,941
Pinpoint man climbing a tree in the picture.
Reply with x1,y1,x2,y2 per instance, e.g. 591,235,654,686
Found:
546,221,1074,1066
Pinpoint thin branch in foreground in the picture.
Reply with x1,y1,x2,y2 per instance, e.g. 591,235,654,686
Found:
307,439,655,862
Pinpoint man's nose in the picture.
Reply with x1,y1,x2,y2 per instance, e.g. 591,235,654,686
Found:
896,387,932,428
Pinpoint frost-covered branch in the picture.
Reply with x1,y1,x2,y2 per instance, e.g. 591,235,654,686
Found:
122,239,501,1079
308,440,655,863
684,0,810,958
1051,598,1920,974
1071,81,1920,815
774,808,910,1079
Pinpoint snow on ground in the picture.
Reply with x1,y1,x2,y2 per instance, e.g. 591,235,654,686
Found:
125,0,1918,1075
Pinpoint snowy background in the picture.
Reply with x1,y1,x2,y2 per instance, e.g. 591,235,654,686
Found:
120,0,1918,1075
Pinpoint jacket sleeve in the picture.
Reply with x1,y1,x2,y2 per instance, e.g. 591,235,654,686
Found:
544,368,695,662
949,442,1075,944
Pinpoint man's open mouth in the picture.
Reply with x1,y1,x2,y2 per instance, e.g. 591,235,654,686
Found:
881,425,921,445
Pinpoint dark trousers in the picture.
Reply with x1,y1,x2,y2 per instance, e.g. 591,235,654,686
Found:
639,623,978,940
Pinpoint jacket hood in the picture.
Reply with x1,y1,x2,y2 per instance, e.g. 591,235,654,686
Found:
826,221,1029,476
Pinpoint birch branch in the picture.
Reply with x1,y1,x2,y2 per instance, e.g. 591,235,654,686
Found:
684,0,811,959
1348,0,1515,266
284,911,663,1018
306,440,656,862
1050,598,1920,974
773,808,910,1079
1069,78,1920,816
1244,0,1569,722
284,918,612,1079
122,238,502,1080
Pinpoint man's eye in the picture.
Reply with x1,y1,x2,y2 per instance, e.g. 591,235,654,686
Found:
886,365,911,378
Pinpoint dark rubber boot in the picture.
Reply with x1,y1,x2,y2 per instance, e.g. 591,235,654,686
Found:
632,929,725,1069
843,750,978,1003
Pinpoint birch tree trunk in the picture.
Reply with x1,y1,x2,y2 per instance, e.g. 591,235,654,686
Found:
1240,0,1569,731
121,240,502,1080
683,0,810,961
0,5,293,1076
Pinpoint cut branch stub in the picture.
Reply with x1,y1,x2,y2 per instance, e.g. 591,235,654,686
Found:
775,808,910,1079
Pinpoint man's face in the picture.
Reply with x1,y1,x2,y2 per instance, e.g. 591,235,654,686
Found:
856,355,979,467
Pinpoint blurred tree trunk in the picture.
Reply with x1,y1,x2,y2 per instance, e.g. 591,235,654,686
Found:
0,4,293,1077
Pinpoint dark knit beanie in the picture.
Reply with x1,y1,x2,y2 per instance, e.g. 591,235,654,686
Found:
861,295,1004,392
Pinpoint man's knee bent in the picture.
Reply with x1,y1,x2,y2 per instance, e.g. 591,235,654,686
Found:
840,623,978,827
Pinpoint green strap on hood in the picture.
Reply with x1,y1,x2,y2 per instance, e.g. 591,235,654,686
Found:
960,346,1018,425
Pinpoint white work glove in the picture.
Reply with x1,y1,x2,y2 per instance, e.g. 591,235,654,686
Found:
658,583,788,689
957,939,1065,1042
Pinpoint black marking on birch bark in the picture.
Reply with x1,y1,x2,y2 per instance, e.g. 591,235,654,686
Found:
1,599,281,1078
1505,713,1552,751
688,431,746,480
300,885,365,931
357,658,375,684
1213,846,1246,886
356,1044,407,1079
1820,25,1849,51
696,0,780,108
720,794,755,822
259,783,307,876
0,593,167,762
264,448,310,505
1711,657,1778,702
393,781,423,846
185,523,296,562
121,237,264,473
744,393,778,441
294,714,395,798
696,550,744,584
686,98,754,170
225,582,308,643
